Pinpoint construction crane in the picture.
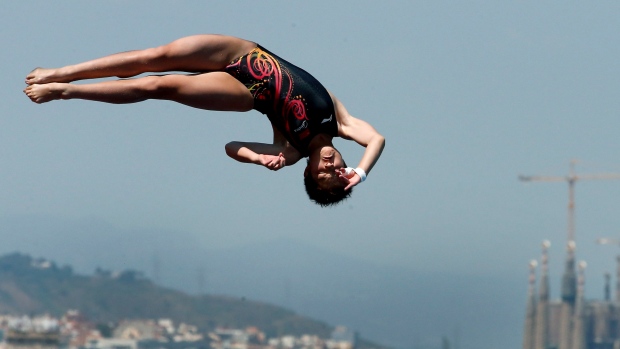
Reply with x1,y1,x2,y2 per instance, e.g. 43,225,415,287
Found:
597,238,620,246
519,160,620,243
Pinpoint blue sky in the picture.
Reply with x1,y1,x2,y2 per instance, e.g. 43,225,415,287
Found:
2,2,620,348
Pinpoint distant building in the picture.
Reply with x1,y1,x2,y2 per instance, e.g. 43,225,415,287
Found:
85,338,138,349
114,320,163,341
522,240,620,349
111,319,209,349
326,327,356,349
0,314,61,349
208,327,264,349
268,334,324,349
0,312,351,349
61,310,102,348
0,313,211,349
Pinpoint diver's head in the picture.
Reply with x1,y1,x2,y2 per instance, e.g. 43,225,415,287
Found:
304,145,352,207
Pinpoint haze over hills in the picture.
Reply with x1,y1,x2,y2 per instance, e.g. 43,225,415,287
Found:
0,214,527,349
0,252,388,348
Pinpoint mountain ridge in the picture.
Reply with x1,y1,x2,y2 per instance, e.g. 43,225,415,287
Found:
0,252,362,345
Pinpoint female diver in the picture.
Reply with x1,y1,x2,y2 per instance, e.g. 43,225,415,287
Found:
24,34,385,207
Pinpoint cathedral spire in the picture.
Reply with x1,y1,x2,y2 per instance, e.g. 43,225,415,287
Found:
523,260,537,349
534,240,550,349
539,240,550,301
561,240,577,305
558,241,577,349
571,261,587,349
605,272,611,302
616,256,620,303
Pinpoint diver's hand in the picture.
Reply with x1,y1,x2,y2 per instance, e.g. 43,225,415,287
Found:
336,168,361,190
259,153,286,171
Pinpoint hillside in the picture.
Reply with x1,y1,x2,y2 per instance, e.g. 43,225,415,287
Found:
0,213,530,349
0,253,333,339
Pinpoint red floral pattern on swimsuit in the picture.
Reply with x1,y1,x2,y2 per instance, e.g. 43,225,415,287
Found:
225,46,336,156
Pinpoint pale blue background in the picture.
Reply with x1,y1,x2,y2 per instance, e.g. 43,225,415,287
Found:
2,2,620,349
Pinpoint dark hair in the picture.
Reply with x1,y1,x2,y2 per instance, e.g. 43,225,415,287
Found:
304,172,352,207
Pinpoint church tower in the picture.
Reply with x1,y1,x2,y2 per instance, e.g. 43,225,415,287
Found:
571,261,586,349
523,259,537,349
558,241,577,349
615,256,620,303
534,240,550,349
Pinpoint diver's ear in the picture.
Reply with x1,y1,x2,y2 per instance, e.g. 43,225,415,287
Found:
304,165,310,177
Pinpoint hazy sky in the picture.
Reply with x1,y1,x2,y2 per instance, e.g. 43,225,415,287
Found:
2,2,620,347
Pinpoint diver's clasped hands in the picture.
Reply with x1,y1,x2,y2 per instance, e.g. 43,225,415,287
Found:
259,153,286,171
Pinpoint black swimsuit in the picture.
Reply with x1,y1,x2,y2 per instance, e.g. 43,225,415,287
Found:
225,45,337,157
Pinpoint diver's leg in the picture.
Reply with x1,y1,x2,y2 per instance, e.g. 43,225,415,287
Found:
25,35,256,85
24,72,254,112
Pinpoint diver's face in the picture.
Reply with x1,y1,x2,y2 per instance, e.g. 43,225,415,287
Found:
308,146,346,189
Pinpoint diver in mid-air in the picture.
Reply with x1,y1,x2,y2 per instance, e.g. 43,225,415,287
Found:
24,34,385,207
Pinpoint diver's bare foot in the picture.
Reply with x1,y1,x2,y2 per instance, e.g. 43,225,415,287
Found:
24,83,68,104
25,67,71,85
